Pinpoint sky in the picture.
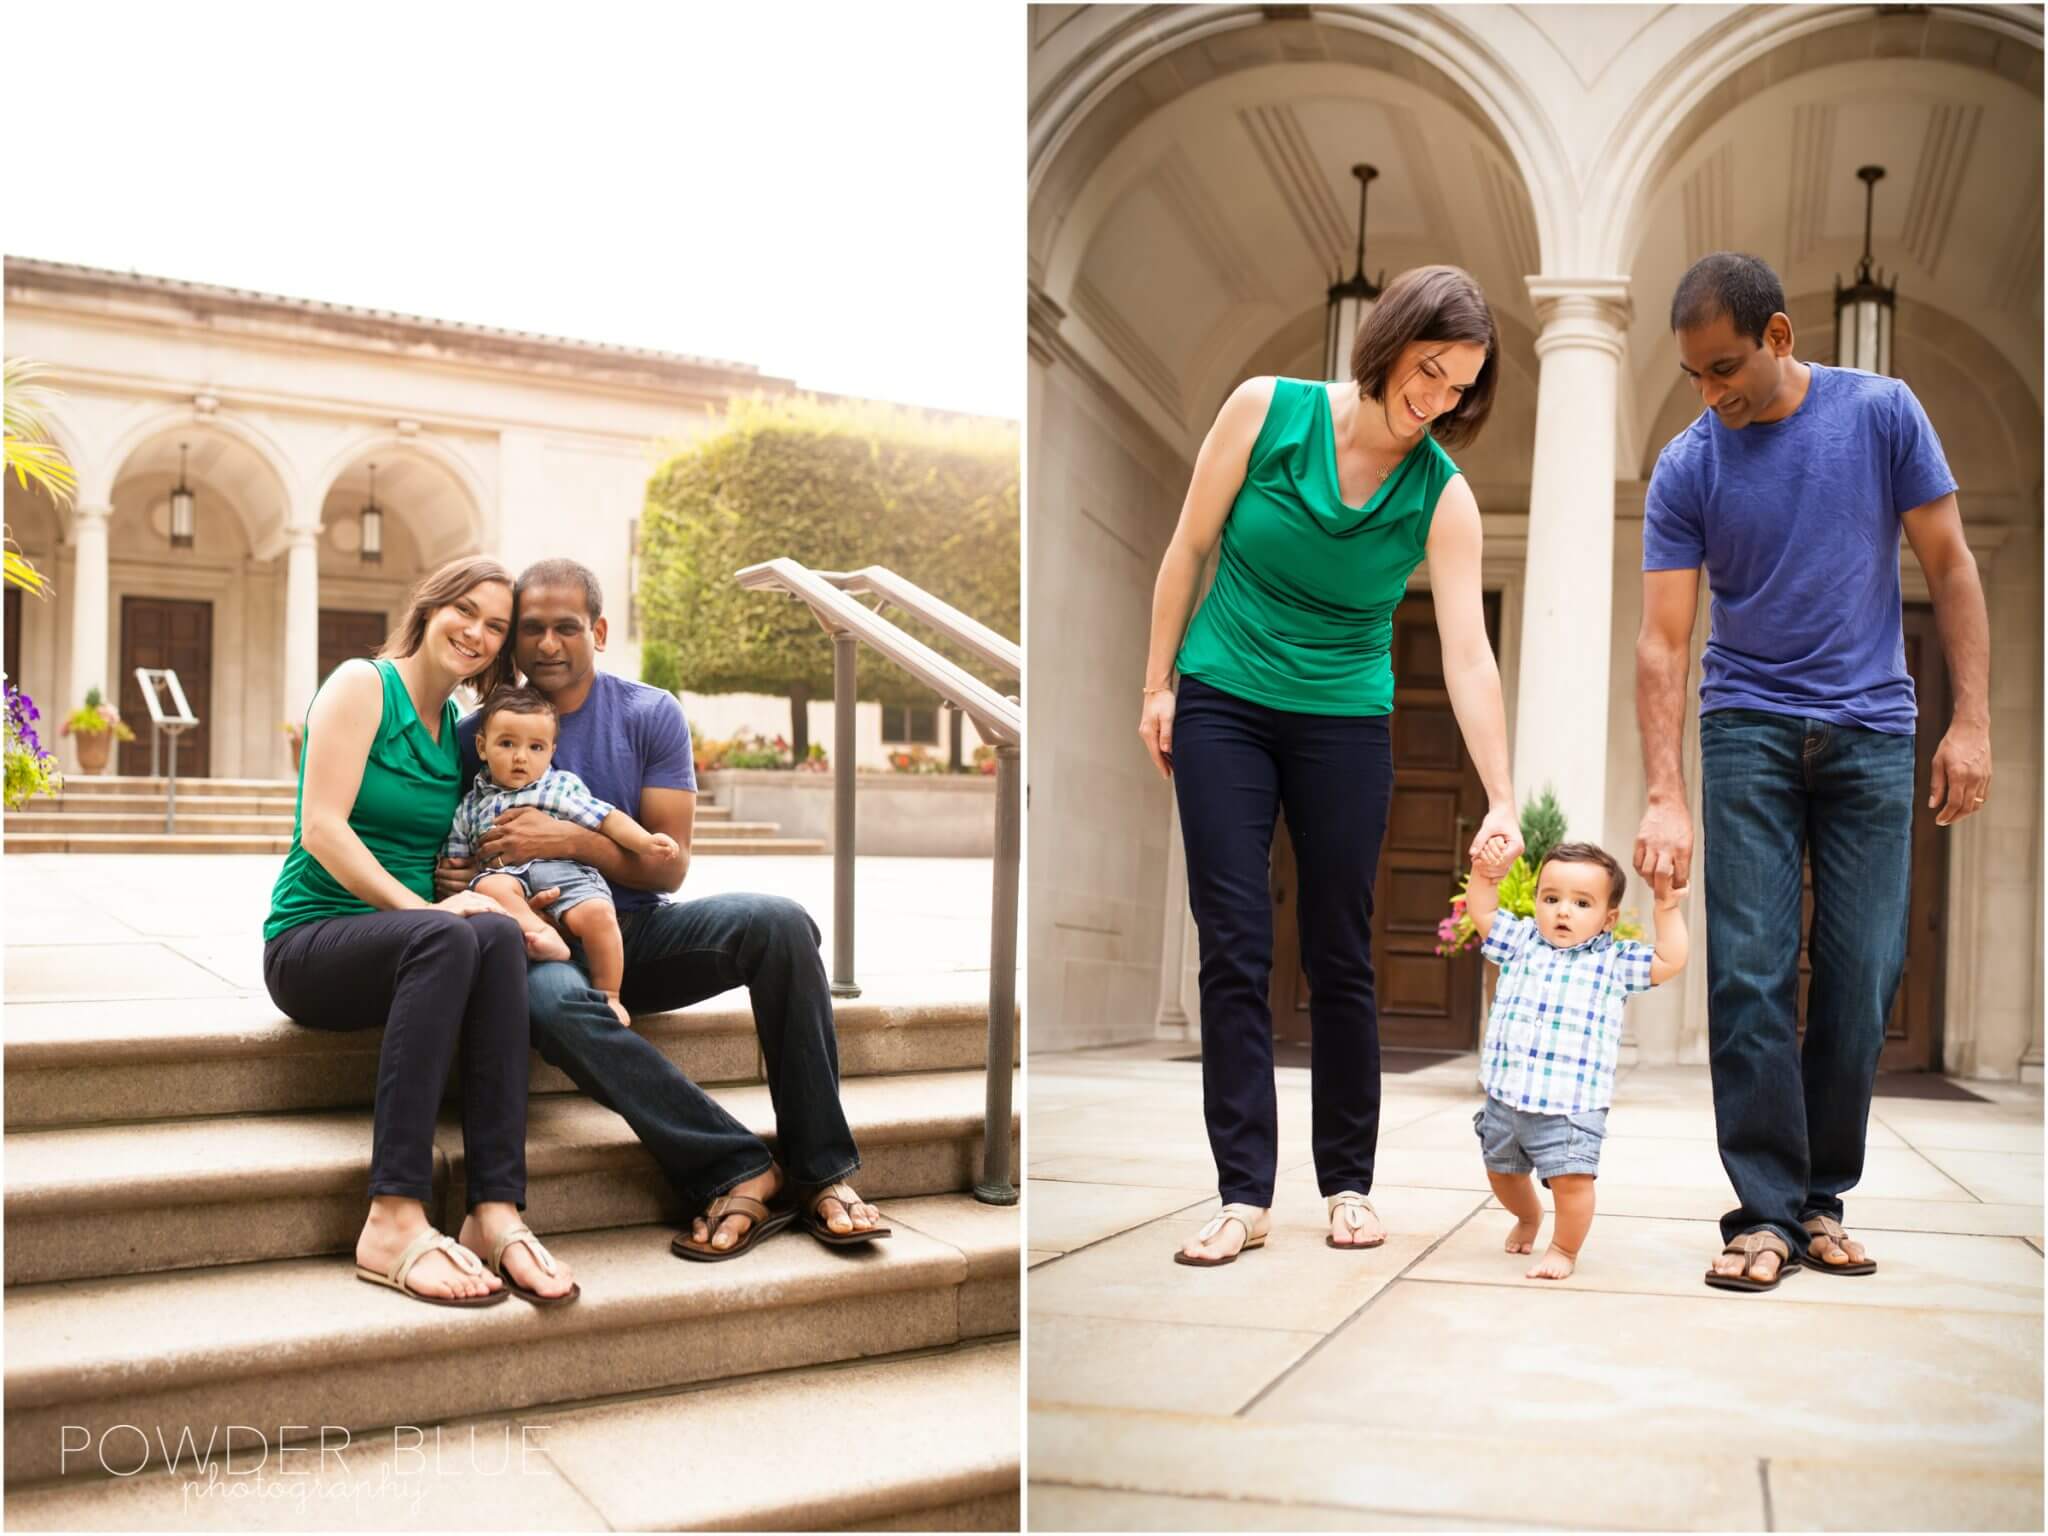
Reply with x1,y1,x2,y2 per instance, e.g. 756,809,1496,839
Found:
9,4,1022,419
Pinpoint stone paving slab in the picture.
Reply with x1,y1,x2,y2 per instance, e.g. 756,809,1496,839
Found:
1028,1486,1562,1531
1030,1314,1322,1415
1031,1406,1772,1530
1249,1282,2043,1467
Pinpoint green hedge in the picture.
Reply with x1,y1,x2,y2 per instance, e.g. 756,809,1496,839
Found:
639,396,1019,736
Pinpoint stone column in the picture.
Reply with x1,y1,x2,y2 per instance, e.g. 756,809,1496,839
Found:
65,502,113,753
282,524,322,727
1514,279,1632,846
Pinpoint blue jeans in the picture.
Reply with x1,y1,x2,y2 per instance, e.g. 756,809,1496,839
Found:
1700,708,1915,1256
525,892,860,1218
1171,675,1394,1208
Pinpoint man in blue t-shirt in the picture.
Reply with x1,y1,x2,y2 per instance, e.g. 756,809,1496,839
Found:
1633,254,1991,1294
437,559,887,1261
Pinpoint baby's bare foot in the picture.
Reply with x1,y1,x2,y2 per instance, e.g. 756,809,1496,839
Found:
605,993,632,1028
1526,1245,1577,1281
1504,1216,1541,1255
524,926,571,963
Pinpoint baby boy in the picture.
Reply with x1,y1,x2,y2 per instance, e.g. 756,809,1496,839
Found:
1466,841,1688,1279
446,684,677,1027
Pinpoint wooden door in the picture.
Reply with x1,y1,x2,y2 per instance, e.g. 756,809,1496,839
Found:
1271,593,1500,1051
319,609,388,693
118,597,212,777
1796,604,1949,1071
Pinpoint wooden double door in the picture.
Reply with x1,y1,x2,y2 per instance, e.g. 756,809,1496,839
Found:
119,597,213,777
1268,597,1949,1071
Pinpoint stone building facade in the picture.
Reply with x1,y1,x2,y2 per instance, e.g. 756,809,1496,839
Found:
1028,4,2043,1079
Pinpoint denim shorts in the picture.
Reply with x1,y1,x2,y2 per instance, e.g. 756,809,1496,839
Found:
471,856,613,916
1473,1096,1607,1185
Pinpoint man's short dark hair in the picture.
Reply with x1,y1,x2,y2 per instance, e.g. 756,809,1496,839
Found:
479,683,558,733
515,558,603,623
1669,253,1786,345
1539,841,1627,908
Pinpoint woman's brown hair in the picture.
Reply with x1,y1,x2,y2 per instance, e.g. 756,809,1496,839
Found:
379,555,517,699
1350,264,1499,451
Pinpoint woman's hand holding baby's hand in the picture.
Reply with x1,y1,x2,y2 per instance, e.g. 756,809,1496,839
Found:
1467,808,1522,879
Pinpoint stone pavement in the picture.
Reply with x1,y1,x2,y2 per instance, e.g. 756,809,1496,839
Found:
1027,1045,2043,1532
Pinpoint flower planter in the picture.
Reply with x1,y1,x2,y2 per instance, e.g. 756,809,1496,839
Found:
72,730,112,775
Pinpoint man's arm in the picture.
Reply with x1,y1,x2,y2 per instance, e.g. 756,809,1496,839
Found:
481,788,695,893
1901,492,1992,826
1634,567,1701,886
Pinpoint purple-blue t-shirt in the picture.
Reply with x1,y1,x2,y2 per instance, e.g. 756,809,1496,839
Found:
459,671,696,916
1642,363,1957,736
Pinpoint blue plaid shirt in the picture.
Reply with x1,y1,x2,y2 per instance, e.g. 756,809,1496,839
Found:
1478,912,1656,1113
443,766,614,873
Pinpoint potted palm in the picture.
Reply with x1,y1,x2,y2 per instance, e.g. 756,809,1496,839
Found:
60,688,135,774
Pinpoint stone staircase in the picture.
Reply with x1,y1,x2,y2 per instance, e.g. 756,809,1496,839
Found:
4,776,827,856
2,984,1020,1528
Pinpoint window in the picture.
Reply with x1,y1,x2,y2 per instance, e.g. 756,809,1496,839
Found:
881,704,939,745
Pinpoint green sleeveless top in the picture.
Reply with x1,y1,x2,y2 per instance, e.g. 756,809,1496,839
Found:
1176,377,1461,715
264,659,462,941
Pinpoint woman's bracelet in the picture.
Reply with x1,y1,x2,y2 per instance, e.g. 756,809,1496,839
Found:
1142,681,1174,696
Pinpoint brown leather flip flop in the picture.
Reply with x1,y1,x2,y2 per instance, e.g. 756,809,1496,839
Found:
671,1193,795,1262
1704,1230,1799,1292
1801,1214,1878,1276
801,1182,893,1246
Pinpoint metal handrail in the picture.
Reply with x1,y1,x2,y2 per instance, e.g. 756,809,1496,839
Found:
734,556,1020,1207
736,560,1018,746
133,668,200,833
816,566,1021,679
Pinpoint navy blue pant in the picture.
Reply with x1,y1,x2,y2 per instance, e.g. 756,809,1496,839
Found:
265,909,530,1209
1700,708,1915,1256
525,892,860,1219
1172,675,1394,1207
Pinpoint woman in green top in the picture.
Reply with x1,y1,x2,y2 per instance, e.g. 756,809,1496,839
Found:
1138,266,1526,1266
263,556,578,1307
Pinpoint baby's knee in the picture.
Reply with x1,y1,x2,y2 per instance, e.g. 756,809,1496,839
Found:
563,899,618,935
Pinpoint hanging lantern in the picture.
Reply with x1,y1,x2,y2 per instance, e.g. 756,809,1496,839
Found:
1324,164,1384,382
1834,165,1896,377
360,462,383,566
169,443,195,550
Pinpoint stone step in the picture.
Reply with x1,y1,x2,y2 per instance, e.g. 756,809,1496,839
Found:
53,776,298,798
5,813,296,835
3,1069,1020,1285
49,792,299,815
1,1337,1020,1530
4,832,823,856
2,1191,1019,1487
55,778,735,818
5,992,1005,1127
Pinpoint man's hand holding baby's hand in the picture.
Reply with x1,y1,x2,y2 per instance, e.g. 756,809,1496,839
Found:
1652,866,1690,911
645,832,679,860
